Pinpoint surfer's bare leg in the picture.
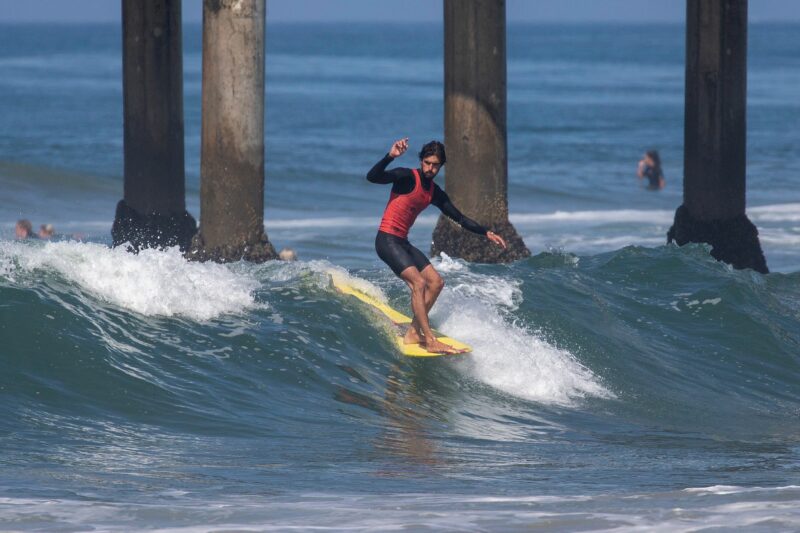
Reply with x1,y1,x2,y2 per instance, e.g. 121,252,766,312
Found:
399,266,457,354
407,265,444,338
401,268,442,344
400,268,427,344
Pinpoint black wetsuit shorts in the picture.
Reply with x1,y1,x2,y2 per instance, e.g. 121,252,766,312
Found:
375,231,431,277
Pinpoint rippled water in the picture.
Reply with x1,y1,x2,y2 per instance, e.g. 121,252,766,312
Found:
1,21,799,531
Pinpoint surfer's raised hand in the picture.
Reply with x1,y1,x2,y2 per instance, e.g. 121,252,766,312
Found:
487,231,507,249
388,138,409,158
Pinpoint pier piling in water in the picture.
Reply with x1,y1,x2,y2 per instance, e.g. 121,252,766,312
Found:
113,0,196,252
431,0,530,263
668,0,767,273
189,0,277,262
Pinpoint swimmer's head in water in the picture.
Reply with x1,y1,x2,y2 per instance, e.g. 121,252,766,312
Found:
418,140,446,179
15,219,33,239
39,223,55,239
278,247,297,261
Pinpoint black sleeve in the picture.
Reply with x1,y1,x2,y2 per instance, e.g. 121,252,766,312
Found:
431,185,488,235
366,154,416,194
366,154,405,184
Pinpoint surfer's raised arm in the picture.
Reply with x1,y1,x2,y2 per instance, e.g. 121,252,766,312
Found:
366,138,409,184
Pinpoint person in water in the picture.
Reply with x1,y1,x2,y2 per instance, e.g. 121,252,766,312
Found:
367,138,507,354
38,223,55,239
15,219,37,239
637,150,665,190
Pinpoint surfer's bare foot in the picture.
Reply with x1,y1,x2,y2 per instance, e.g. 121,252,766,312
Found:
403,326,423,345
422,337,460,354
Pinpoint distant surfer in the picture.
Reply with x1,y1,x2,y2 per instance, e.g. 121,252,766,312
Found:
367,138,507,354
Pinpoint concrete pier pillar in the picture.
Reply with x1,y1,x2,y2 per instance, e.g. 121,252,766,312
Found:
668,0,767,273
113,0,196,252
431,0,529,263
189,0,277,263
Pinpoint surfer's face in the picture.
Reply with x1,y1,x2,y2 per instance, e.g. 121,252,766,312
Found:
421,156,442,179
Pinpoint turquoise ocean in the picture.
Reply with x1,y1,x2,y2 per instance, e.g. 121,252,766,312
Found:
1,21,800,531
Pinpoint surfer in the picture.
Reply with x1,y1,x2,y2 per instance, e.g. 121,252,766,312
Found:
367,138,507,354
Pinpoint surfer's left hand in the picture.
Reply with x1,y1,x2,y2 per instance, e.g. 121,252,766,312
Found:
487,231,507,249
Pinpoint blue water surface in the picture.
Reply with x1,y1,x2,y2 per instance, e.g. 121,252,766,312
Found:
1,21,799,531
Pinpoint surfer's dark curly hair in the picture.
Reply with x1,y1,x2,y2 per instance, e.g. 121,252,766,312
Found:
418,140,446,164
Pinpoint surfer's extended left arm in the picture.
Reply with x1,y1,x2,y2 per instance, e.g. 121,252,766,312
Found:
432,186,507,248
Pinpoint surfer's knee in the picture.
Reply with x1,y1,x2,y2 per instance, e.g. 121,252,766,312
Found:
430,275,444,294
410,277,428,295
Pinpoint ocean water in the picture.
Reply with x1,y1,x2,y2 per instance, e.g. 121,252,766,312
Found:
1,21,800,531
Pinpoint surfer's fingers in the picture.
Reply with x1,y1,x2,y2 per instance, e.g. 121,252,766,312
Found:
488,232,507,248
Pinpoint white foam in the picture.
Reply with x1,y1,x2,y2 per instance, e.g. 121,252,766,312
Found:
437,253,521,310
430,259,613,406
1,241,260,321
431,252,468,273
749,203,800,222
318,262,380,298
527,234,666,251
0,250,16,282
684,485,800,495
260,209,676,230
759,228,800,246
6,486,800,532
260,203,800,230
512,209,675,226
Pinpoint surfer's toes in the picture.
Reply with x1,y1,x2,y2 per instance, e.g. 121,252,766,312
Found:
424,341,459,354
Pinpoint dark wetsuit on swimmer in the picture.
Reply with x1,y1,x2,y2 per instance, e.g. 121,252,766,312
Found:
367,153,487,276
643,165,664,190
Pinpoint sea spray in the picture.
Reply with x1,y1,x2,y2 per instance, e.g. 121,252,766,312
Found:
432,254,613,405
2,240,260,320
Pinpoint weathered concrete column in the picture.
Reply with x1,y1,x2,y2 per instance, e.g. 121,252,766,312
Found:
431,0,529,263
667,0,767,273
112,0,197,252
189,0,277,262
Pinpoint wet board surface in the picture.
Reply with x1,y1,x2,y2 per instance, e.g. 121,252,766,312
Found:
332,277,471,357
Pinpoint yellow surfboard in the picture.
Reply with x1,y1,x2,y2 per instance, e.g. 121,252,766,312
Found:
331,276,471,357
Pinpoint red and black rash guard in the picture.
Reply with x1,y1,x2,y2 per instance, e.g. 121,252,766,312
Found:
367,154,488,239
